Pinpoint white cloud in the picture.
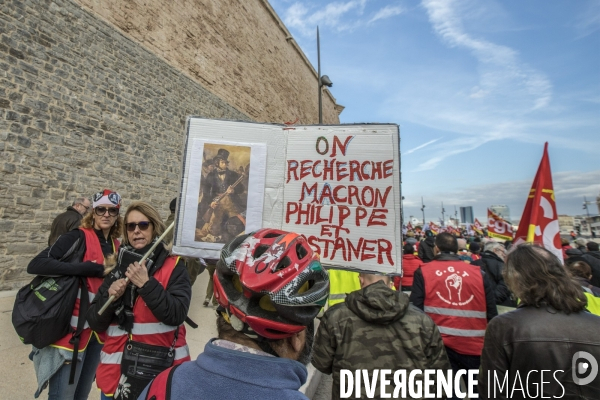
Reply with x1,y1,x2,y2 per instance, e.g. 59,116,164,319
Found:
422,0,552,110
403,138,441,155
380,0,557,170
368,5,404,24
572,1,600,38
403,170,600,222
283,0,367,37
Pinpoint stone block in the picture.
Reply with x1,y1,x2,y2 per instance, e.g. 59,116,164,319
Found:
32,188,47,198
4,243,38,255
16,197,41,207
1,163,16,173
0,219,14,231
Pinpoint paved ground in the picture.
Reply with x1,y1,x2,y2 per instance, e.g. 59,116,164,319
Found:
0,271,219,399
313,373,333,400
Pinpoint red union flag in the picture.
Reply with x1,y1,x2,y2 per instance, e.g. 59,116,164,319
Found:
472,218,484,234
514,143,562,261
487,209,514,241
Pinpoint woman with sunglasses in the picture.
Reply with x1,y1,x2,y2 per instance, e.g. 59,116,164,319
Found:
87,201,192,400
27,189,122,400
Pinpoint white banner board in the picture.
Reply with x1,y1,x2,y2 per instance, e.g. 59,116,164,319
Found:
173,118,401,274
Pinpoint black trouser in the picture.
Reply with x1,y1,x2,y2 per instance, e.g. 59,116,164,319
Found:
445,346,480,399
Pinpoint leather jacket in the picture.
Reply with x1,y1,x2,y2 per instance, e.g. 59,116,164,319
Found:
479,304,600,399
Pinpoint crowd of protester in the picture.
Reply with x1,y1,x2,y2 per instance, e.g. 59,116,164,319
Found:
17,193,600,399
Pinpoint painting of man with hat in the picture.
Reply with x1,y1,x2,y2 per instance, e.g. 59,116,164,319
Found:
196,144,249,243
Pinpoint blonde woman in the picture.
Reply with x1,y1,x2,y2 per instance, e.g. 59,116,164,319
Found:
28,189,122,399
88,201,191,400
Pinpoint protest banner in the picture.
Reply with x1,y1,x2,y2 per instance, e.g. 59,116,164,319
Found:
173,118,402,275
487,209,514,241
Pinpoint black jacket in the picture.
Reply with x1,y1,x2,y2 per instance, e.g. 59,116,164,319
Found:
582,251,600,287
417,236,436,263
48,206,83,246
87,243,191,330
29,229,109,277
472,251,513,306
198,169,244,218
409,252,498,322
479,304,600,398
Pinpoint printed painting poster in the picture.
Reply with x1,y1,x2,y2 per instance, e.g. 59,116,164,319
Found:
173,118,401,274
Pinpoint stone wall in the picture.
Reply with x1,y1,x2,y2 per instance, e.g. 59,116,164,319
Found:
0,0,256,290
75,0,342,125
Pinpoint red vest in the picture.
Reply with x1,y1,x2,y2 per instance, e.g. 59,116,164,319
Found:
421,260,487,356
96,256,191,395
51,228,119,351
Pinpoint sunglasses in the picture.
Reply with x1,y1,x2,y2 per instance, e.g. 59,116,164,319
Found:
126,221,152,232
95,206,119,217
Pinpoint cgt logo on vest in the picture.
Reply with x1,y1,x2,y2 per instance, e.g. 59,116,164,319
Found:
434,266,474,306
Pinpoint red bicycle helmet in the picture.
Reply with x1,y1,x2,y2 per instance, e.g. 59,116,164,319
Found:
213,229,329,339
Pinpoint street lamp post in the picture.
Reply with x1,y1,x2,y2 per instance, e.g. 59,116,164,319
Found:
454,206,458,227
401,196,405,228
421,197,426,226
583,196,591,219
441,202,445,227
317,26,332,124
583,196,594,236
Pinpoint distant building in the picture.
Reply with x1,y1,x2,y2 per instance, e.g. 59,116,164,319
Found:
590,216,600,237
558,215,575,234
490,205,511,223
460,207,474,224
574,216,592,236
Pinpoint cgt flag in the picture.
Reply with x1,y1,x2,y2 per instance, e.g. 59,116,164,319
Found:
487,208,514,241
513,143,562,261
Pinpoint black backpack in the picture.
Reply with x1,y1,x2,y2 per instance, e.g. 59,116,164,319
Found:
12,235,88,383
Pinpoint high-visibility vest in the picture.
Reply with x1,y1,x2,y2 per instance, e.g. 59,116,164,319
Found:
96,256,191,396
421,260,487,356
51,228,119,351
327,270,361,307
583,290,600,316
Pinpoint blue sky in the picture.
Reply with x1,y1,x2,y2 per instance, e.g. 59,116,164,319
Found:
269,0,600,224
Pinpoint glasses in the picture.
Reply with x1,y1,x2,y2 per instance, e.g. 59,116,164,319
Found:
126,221,152,232
94,206,119,217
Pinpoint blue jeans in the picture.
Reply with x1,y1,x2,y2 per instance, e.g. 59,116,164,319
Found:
47,335,103,400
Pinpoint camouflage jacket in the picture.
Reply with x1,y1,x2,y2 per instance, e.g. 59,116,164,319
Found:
312,281,451,400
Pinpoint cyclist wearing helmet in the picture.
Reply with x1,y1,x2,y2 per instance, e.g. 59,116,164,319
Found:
140,229,330,400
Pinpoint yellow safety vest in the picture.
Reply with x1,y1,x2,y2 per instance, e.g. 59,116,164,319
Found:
327,270,361,307
584,291,600,316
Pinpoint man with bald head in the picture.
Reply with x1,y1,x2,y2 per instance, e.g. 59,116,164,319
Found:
312,272,450,399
